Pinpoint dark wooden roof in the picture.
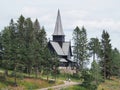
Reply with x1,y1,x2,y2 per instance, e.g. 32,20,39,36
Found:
49,41,71,56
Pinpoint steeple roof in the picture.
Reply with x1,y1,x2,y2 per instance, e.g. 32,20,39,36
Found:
53,10,65,36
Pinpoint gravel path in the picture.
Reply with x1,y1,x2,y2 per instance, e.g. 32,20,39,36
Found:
36,81,81,90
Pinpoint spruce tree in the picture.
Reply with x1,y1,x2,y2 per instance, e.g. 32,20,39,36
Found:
91,60,102,85
22,18,34,76
2,27,12,78
111,48,120,76
33,19,42,78
88,38,101,61
73,26,89,72
101,30,112,79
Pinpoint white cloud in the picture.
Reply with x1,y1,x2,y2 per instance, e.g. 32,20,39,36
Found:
22,7,39,16
0,0,120,50
75,19,120,32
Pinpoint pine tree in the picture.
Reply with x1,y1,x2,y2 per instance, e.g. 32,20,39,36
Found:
16,15,26,74
24,18,34,76
91,60,102,85
9,19,21,86
51,53,59,82
2,19,19,85
33,19,42,78
43,46,52,81
111,48,120,77
73,26,89,72
88,38,101,61
101,30,112,79
2,27,12,78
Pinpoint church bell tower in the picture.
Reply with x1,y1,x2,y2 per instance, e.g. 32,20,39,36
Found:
53,10,65,45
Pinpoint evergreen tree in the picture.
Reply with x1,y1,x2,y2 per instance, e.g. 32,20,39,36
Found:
88,38,101,61
1,27,12,77
51,53,59,82
91,60,102,85
43,46,52,81
24,18,34,76
2,19,19,85
0,15,59,83
33,19,40,34
9,19,22,86
111,48,120,76
73,26,89,72
0,33,3,62
33,19,42,78
100,30,112,79
16,15,26,73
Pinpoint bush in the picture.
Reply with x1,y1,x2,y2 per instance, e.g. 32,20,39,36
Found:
73,72,81,79
9,71,24,80
81,70,98,90
48,80,55,84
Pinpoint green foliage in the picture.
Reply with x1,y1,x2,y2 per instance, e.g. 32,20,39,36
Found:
21,81,39,90
0,15,57,85
100,30,112,79
98,77,120,90
91,60,103,85
0,14,120,90
81,68,101,90
81,69,93,85
62,85,87,90
73,26,89,71
111,48,120,77
88,38,101,61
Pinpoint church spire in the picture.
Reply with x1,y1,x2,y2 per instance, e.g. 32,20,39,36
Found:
53,9,65,36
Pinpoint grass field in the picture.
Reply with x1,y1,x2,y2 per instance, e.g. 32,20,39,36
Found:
0,77,64,90
63,77,120,90
1,67,120,90
0,68,81,90
0,69,64,90
0,76,64,90
98,77,120,90
61,85,87,90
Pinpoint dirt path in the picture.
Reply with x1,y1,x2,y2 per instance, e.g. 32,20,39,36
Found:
36,81,81,90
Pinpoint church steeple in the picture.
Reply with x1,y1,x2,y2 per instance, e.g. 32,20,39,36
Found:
53,10,65,43
53,9,65,36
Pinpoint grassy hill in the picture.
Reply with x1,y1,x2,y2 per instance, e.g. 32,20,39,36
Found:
98,77,120,90
0,68,64,90
0,76,64,90
0,67,120,90
62,77,120,90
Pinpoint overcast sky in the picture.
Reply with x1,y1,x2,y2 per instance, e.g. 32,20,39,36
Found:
0,0,120,50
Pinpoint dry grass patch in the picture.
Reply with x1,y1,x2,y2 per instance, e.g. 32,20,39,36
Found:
98,77,120,90
0,76,64,90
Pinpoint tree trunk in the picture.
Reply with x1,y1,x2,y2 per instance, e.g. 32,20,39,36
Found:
93,53,95,61
104,62,106,80
35,66,38,78
14,65,17,86
4,69,8,80
54,68,57,82
47,70,49,81
47,75,49,81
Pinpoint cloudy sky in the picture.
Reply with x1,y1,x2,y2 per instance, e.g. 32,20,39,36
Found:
0,0,120,50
